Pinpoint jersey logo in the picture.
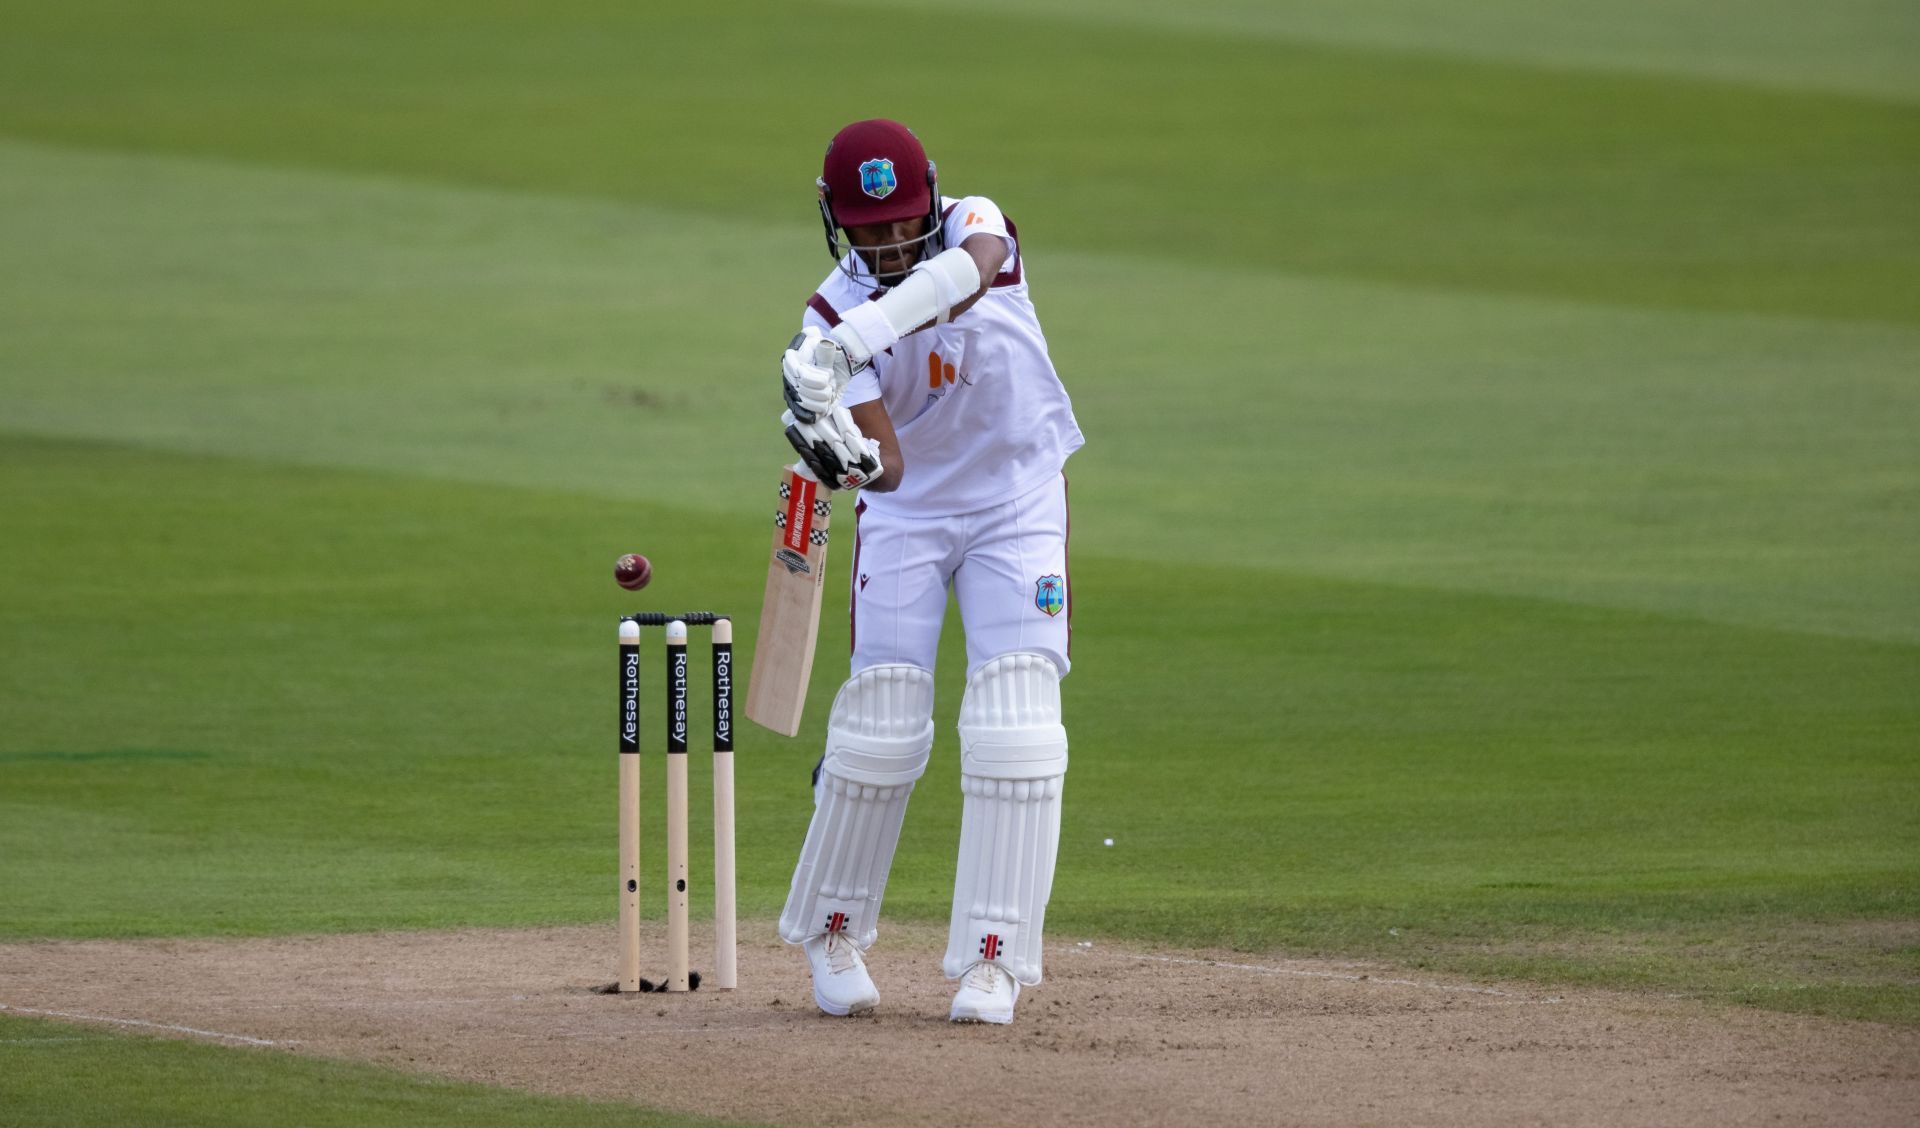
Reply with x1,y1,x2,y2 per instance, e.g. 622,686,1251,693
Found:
921,352,975,391
928,351,958,389
925,349,974,408
858,158,897,199
1035,574,1065,617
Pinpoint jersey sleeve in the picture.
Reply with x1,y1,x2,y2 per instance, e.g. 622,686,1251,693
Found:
843,368,880,407
801,296,836,336
943,196,1018,275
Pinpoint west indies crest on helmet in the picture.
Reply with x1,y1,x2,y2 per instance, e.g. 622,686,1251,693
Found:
817,118,943,290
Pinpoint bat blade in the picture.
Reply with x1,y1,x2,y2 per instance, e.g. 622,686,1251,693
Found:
745,465,833,736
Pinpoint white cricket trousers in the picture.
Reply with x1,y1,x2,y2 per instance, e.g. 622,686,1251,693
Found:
848,473,1071,679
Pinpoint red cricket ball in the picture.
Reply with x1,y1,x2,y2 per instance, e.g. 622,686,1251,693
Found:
614,554,652,591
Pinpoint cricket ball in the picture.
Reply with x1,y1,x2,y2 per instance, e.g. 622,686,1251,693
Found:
614,553,652,591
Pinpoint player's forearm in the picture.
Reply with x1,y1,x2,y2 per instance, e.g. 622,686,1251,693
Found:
849,400,903,493
858,442,904,493
862,458,902,492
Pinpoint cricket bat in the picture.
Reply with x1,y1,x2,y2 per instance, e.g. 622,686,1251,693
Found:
745,464,833,736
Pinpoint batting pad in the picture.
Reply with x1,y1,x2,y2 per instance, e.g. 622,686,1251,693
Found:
943,653,1069,985
778,664,934,949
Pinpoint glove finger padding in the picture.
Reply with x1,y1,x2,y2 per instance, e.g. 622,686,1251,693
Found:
782,410,833,483
820,406,858,465
781,330,836,423
782,408,883,491
826,407,882,489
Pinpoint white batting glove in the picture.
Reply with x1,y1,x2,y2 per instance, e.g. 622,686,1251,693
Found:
780,326,862,423
782,406,883,491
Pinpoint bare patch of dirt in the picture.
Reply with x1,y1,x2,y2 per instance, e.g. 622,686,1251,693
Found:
3,921,1916,1126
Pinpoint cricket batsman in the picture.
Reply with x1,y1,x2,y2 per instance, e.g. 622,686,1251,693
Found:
775,119,1085,1024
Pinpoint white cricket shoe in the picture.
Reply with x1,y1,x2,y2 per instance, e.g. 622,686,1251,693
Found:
949,961,1020,1024
803,932,878,1016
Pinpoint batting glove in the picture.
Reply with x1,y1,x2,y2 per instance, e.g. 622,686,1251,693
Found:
782,407,882,491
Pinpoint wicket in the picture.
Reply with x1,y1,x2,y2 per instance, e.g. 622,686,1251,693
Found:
616,612,735,993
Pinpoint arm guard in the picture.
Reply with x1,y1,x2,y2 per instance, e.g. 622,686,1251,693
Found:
831,247,982,363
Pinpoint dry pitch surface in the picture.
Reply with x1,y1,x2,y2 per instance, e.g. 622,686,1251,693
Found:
4,921,1915,1126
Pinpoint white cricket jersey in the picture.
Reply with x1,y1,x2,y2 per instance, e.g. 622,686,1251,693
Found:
801,195,1084,518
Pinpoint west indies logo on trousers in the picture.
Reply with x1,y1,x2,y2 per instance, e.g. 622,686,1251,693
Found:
1035,574,1065,617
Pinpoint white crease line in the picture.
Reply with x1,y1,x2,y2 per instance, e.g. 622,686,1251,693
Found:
1117,954,1557,1001
0,1003,278,1046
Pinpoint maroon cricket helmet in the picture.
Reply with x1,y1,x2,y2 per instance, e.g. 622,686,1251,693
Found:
819,118,936,227
816,119,943,286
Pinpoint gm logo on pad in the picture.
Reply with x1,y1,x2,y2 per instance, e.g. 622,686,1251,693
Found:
858,158,897,199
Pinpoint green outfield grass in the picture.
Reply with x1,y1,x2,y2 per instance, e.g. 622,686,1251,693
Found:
2,0,1916,1121
0,1012,748,1127
3,435,1913,1016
